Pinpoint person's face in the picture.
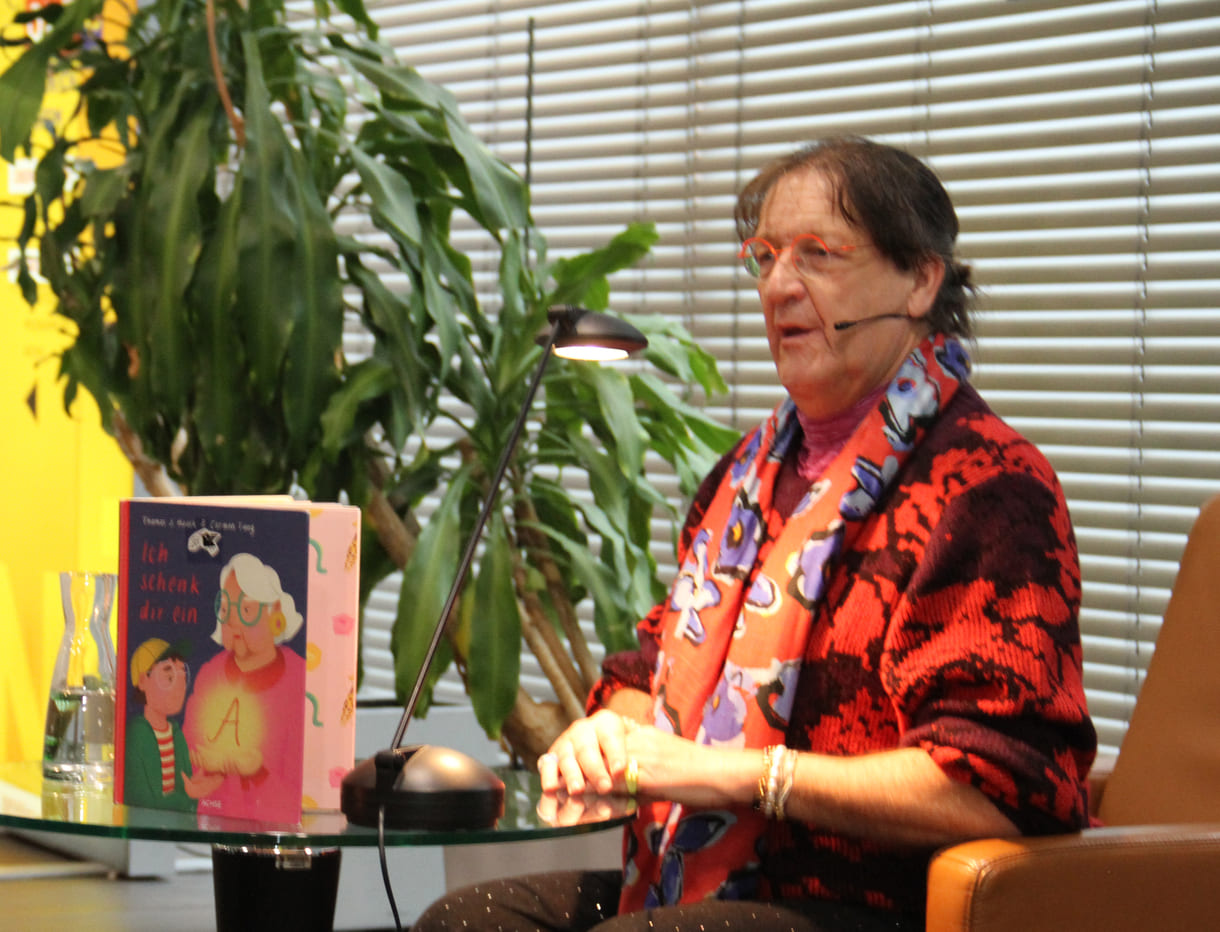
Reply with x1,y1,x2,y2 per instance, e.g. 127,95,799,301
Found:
141,657,188,717
218,571,281,663
752,168,944,419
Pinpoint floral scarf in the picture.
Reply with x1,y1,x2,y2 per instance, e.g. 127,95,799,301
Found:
620,335,971,910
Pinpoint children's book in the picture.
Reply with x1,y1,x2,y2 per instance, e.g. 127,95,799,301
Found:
115,497,360,824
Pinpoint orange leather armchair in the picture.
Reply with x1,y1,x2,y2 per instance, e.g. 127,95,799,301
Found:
926,494,1220,931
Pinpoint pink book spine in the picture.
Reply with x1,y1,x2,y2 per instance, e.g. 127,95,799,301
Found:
301,506,361,811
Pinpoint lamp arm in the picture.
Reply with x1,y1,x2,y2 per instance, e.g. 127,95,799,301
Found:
390,326,561,749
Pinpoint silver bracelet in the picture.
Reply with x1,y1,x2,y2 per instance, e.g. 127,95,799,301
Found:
773,747,798,821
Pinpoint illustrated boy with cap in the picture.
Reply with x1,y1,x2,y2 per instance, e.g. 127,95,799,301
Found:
124,638,219,810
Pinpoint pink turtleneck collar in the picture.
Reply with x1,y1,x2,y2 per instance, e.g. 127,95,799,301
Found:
795,384,888,481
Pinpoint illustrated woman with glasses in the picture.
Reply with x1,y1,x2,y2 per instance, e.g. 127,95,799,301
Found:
183,552,307,814
417,137,1095,932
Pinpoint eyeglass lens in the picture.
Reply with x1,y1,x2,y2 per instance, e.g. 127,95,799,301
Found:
740,234,837,278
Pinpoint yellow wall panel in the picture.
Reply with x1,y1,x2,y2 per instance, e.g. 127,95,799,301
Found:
1,0,133,762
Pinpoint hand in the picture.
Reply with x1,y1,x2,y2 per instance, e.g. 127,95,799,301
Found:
182,770,224,799
539,709,751,807
538,709,637,796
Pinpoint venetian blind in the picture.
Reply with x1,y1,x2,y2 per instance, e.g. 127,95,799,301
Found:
349,0,1220,757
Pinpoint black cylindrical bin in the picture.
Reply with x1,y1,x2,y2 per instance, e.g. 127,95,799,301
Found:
212,845,341,932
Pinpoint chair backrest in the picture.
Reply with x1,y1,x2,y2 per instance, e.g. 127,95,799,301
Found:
1097,494,1220,826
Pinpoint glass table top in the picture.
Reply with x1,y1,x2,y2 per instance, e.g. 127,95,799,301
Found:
0,762,635,849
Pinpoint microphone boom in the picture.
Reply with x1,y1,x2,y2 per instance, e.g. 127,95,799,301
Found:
833,314,909,331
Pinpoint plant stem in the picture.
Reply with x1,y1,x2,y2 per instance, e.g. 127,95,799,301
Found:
514,564,586,720
113,411,177,498
206,0,245,147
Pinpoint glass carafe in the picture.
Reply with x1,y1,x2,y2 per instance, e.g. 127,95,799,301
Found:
42,571,118,783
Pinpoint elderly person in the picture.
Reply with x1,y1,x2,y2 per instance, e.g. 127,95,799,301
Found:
416,136,1096,931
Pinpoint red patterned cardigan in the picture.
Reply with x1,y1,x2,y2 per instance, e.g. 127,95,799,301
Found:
590,382,1098,917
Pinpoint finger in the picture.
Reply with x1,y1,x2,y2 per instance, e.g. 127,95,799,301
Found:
545,732,588,795
570,729,615,794
594,715,631,781
537,752,560,793
557,751,588,795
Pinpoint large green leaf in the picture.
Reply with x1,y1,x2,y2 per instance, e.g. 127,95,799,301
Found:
79,165,131,220
546,222,659,309
266,54,346,455
576,364,646,476
0,0,99,161
346,57,456,115
191,164,248,487
529,522,638,654
418,233,472,379
0,44,52,162
466,511,521,739
350,147,422,245
320,0,378,39
443,114,530,233
232,37,309,407
629,372,739,492
136,105,213,419
562,428,629,534
318,357,397,455
627,312,730,396
345,262,433,443
392,467,470,704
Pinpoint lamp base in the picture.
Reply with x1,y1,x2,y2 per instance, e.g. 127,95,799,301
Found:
340,744,506,831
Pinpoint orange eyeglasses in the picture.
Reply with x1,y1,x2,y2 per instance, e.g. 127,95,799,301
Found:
738,234,867,279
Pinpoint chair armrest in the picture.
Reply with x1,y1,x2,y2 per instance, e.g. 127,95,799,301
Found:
926,824,1220,932
1086,752,1117,816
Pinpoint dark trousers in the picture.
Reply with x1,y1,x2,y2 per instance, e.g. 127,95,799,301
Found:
412,869,924,932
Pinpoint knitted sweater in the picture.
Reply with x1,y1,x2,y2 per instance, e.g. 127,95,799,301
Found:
591,382,1097,916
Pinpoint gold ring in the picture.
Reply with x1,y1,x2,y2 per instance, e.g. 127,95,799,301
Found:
625,758,639,796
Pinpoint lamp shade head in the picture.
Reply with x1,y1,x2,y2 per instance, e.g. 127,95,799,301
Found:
540,305,649,359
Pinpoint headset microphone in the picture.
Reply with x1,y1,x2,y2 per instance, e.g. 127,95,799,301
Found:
833,314,910,331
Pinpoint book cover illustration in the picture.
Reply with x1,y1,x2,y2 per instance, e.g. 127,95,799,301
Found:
117,500,312,823
146,496,361,813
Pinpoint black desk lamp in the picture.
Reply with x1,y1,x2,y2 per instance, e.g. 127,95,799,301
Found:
341,305,649,830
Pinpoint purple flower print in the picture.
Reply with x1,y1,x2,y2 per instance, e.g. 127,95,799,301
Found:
730,430,762,485
936,338,970,381
840,454,899,520
670,529,720,645
754,658,802,731
700,664,749,744
745,574,778,612
881,352,940,451
646,812,735,907
716,495,763,579
787,526,843,609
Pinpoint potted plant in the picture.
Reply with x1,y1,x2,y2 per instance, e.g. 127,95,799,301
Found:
0,0,737,762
